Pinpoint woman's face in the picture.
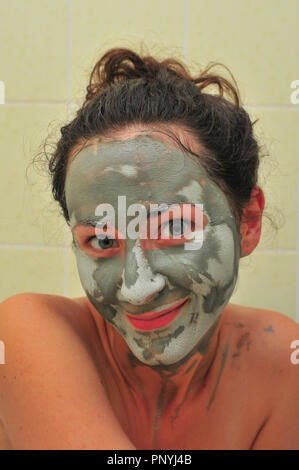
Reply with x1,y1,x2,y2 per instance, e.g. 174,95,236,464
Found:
65,132,241,366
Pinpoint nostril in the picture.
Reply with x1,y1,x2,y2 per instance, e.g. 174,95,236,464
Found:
136,278,167,304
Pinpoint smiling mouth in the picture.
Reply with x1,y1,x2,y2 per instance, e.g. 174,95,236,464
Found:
124,296,190,331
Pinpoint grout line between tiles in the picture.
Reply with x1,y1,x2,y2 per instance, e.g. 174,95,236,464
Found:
0,244,65,250
245,105,297,111
63,0,73,298
3,101,67,105
255,249,296,255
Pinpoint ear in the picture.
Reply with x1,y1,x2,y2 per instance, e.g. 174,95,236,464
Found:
239,186,265,257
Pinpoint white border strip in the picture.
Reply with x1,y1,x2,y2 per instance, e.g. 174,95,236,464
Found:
296,92,299,322
296,0,299,323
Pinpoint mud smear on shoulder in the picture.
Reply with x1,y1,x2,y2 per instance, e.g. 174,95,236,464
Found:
206,343,229,411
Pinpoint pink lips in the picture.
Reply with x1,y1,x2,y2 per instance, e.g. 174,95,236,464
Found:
125,296,190,331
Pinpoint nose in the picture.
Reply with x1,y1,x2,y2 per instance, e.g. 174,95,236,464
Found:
117,238,166,306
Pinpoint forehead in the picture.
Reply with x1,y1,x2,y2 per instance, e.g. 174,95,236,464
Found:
65,135,233,222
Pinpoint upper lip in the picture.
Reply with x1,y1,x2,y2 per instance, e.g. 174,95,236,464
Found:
124,296,190,321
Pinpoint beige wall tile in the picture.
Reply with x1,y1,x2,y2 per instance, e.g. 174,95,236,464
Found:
231,252,296,320
0,248,64,301
0,0,69,101
72,0,185,102
0,104,68,245
247,108,298,250
188,0,299,105
67,248,85,299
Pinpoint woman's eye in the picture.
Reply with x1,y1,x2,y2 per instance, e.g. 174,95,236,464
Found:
90,236,116,250
162,218,191,238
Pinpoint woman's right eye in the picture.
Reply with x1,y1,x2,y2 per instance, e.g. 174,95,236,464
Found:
90,236,116,250
73,224,123,258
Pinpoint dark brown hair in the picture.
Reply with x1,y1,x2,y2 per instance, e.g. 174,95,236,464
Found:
45,47,263,223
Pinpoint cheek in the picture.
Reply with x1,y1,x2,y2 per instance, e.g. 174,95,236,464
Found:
204,224,239,285
146,249,194,290
75,247,124,303
75,250,102,298
147,225,238,290
92,261,123,303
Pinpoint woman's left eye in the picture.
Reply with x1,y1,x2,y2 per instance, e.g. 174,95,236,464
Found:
161,218,191,238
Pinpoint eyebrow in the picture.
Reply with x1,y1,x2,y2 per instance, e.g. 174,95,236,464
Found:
73,217,104,229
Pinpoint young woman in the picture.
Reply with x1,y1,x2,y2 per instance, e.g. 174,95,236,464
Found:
0,48,298,450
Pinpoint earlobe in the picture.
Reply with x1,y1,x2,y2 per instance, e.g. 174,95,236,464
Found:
239,186,265,257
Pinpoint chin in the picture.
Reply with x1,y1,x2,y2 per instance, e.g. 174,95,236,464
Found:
123,314,220,368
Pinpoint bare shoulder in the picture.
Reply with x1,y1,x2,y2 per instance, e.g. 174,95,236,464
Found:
0,292,99,390
0,293,135,449
0,292,95,352
221,305,299,449
0,292,96,393
222,303,299,357
0,292,89,324
224,302,299,343
220,303,299,387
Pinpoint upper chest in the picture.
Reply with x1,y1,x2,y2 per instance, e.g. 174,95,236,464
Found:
91,343,270,450
131,368,268,450
81,301,273,450
0,418,12,450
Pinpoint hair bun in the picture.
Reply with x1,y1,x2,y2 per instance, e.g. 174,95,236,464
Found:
84,48,158,103
84,47,205,106
83,47,240,108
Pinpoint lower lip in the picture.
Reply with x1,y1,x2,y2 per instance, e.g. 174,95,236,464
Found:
125,299,189,331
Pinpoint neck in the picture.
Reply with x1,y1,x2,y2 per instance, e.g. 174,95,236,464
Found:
87,297,221,401
86,298,223,448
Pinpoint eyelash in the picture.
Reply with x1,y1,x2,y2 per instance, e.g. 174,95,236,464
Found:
88,235,118,249
159,218,195,236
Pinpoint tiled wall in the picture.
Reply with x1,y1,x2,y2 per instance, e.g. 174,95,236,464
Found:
0,0,298,320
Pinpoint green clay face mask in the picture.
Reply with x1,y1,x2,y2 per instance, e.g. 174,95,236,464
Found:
65,135,240,366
